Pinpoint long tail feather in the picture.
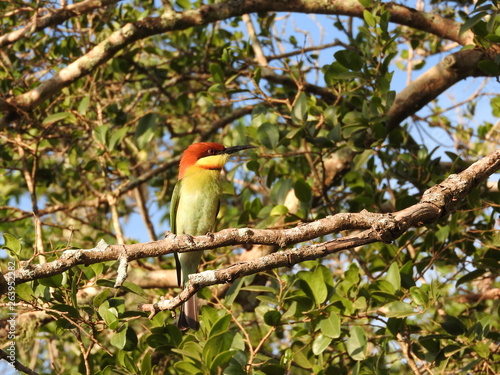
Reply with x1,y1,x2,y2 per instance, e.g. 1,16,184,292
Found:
177,294,199,331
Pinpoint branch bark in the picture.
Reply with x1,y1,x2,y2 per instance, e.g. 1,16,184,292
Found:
387,49,490,131
5,150,499,297
0,0,121,48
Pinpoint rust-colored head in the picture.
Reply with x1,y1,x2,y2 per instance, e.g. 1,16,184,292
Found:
178,142,255,179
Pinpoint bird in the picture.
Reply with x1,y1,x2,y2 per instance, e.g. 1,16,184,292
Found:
170,142,255,330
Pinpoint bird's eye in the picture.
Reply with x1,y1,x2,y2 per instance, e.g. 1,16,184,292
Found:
207,149,216,155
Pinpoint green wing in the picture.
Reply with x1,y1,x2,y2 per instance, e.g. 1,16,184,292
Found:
170,179,182,286
170,179,182,235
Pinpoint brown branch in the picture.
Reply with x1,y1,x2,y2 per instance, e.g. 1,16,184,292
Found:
455,288,500,303
1,0,474,115
5,150,499,300
387,49,490,131
134,186,157,241
396,332,422,375
261,69,339,103
0,349,40,375
0,0,122,48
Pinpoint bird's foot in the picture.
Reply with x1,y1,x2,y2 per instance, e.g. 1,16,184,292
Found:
184,233,195,245
164,230,175,238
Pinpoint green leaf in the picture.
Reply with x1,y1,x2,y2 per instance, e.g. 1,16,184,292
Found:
240,285,275,293
51,304,80,319
210,63,225,84
39,273,64,287
318,312,341,338
477,60,500,75
345,263,361,284
441,316,466,336
211,349,236,371
334,50,364,71
346,326,367,361
203,332,233,370
175,361,203,374
257,122,280,149
210,314,232,336
443,344,462,358
298,267,328,306
263,310,281,326
358,0,373,7
94,125,109,145
384,262,401,291
378,301,416,318
78,95,90,115
134,113,157,149
459,12,486,36
98,302,119,330
270,204,288,216
294,178,312,203
363,10,376,27
93,289,111,307
270,178,293,205
3,233,21,258
121,281,146,297
108,127,128,150
140,351,152,375
292,92,308,124
455,269,486,287
291,343,313,369
246,160,260,173
312,334,331,355
224,276,245,306
111,323,128,349
43,112,73,125
15,283,34,301
410,286,429,306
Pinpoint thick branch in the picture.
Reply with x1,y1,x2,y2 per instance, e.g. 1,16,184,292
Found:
1,0,474,115
387,49,489,131
5,149,499,290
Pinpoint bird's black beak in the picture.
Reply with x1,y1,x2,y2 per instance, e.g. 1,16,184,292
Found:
224,145,256,154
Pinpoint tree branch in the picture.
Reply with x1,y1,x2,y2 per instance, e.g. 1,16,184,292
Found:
0,0,121,48
5,150,499,296
1,0,475,116
0,349,40,375
387,49,490,131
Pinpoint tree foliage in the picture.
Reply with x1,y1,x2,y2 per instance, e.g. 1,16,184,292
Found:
1,0,500,374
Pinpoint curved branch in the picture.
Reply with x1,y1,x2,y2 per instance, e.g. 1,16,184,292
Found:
1,0,474,115
0,0,121,48
387,49,490,130
6,150,499,291
0,349,39,375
